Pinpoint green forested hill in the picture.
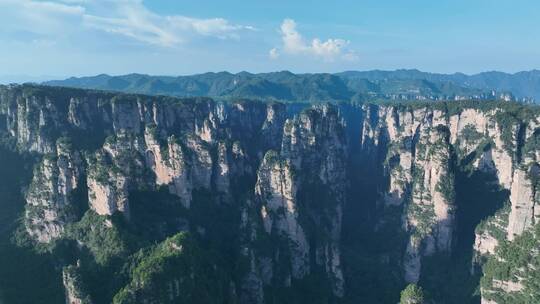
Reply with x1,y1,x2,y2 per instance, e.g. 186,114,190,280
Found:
42,70,535,103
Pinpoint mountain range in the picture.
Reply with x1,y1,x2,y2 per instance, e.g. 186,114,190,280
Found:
42,69,540,103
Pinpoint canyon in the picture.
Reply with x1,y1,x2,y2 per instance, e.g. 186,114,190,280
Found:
1,84,540,303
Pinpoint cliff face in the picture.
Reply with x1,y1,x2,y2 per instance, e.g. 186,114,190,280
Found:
2,84,540,303
0,85,347,303
359,103,540,302
63,264,92,304
25,139,83,243
249,105,347,297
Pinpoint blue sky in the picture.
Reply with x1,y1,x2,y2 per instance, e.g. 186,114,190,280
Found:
1,0,539,81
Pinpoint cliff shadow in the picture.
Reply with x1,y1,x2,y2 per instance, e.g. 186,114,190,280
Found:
340,104,405,304
419,154,509,304
0,145,65,304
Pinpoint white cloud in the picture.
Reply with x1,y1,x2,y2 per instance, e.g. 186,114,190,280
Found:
56,0,88,3
281,19,307,54
271,18,358,62
167,16,252,39
269,48,279,59
0,0,253,47
82,0,254,46
0,0,85,35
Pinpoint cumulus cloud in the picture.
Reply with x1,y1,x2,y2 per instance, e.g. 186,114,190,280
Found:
271,18,358,62
269,48,279,59
0,0,253,47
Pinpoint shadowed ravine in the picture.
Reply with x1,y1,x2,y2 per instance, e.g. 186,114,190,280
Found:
1,84,540,303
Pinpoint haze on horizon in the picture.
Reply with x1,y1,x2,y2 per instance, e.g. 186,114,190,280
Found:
1,0,540,82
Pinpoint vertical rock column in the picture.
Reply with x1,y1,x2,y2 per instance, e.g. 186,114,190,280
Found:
403,125,455,283
25,139,82,243
252,104,348,297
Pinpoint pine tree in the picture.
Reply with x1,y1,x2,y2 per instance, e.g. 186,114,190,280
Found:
400,284,425,304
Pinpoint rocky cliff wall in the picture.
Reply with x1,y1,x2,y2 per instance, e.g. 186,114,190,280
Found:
3,84,540,303
0,85,346,303
358,102,540,303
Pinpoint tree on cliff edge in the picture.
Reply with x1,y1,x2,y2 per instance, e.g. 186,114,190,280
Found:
400,284,425,304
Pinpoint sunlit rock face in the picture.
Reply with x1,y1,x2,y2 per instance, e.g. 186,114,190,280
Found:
359,103,540,290
0,85,350,302
362,106,456,283
25,139,83,243
5,84,540,304
249,105,347,299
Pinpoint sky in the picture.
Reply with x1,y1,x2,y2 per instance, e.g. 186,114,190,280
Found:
1,0,540,81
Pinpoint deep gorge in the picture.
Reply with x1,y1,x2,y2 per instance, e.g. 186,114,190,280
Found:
1,84,539,304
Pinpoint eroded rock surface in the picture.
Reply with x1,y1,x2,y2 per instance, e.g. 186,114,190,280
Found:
4,84,540,303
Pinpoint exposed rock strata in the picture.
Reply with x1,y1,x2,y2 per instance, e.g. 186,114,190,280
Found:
25,139,82,243
4,84,540,303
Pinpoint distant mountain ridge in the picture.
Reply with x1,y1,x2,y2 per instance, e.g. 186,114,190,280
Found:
42,69,540,102
338,69,540,101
